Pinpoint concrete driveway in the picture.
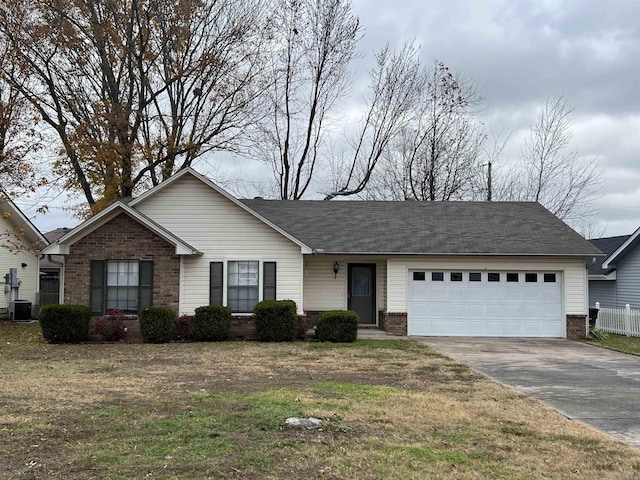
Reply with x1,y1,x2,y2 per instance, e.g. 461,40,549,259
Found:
417,337,640,449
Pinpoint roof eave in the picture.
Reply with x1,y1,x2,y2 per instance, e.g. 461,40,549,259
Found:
588,271,616,281
602,226,640,270
306,251,605,257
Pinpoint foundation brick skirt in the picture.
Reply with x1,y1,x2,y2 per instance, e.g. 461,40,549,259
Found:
380,312,408,336
566,314,587,340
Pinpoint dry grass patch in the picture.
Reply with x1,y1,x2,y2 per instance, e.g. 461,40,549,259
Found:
1,321,640,479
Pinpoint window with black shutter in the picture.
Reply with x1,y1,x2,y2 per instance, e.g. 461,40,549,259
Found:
210,262,224,306
263,262,276,301
90,260,105,316
89,260,154,315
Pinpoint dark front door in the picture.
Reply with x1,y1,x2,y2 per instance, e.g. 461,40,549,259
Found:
348,264,376,324
39,269,60,305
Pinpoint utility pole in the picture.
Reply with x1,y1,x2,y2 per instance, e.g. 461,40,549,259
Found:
487,161,492,201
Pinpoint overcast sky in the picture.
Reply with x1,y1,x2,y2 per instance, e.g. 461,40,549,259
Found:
23,0,640,238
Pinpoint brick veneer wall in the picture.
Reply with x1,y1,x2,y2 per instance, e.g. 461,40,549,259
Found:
64,212,180,312
566,314,587,340
380,312,407,336
231,315,255,339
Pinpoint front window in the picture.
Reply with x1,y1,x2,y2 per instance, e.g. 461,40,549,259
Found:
106,260,139,313
227,261,259,312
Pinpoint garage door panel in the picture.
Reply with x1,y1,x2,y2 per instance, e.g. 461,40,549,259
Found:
408,270,562,337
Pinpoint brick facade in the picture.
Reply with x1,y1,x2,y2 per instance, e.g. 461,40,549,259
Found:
380,312,407,336
566,314,587,340
64,213,180,313
231,315,256,339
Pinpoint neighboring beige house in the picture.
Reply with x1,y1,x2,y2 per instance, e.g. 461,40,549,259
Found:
43,168,602,339
0,198,47,320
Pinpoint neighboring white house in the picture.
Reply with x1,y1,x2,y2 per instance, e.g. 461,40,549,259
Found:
0,198,48,320
43,168,601,339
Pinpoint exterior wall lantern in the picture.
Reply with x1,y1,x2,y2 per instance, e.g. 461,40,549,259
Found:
333,262,340,279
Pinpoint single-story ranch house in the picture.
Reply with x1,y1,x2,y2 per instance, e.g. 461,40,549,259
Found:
42,168,602,339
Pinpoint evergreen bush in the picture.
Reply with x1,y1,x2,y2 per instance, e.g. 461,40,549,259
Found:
192,305,232,341
253,300,298,342
315,310,358,342
139,306,176,343
39,304,91,343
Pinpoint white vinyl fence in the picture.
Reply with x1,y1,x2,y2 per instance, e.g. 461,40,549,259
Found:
595,302,640,337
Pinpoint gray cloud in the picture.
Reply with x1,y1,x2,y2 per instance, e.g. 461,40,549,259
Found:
28,0,640,237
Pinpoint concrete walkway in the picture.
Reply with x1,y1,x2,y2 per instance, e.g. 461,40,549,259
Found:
417,337,640,449
357,328,404,340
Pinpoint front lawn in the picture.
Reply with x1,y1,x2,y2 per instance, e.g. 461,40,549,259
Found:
586,332,640,356
2,321,640,479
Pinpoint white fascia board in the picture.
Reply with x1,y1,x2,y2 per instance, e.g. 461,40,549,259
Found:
42,243,70,255
602,226,640,269
588,271,616,281
129,167,313,254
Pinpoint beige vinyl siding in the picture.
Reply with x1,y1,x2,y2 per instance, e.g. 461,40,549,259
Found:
303,256,387,312
387,256,587,315
136,175,303,314
0,214,40,310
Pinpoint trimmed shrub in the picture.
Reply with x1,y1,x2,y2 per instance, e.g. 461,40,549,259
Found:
315,310,358,343
139,306,176,343
176,315,194,341
39,304,91,343
94,308,128,342
192,305,232,341
254,300,298,342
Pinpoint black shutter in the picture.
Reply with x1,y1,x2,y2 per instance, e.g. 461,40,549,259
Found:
139,260,154,312
210,262,223,305
263,262,276,301
89,260,105,316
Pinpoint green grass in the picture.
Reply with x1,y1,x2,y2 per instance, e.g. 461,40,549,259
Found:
586,332,640,356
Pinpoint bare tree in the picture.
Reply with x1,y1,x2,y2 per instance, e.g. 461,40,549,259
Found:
471,125,515,201
0,0,265,215
513,94,601,224
358,61,485,201
246,0,360,199
324,42,422,200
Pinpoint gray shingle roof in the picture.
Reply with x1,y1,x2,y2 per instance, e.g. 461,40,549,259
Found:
588,235,631,275
242,199,602,256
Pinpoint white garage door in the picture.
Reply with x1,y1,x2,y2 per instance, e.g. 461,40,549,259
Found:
408,270,563,337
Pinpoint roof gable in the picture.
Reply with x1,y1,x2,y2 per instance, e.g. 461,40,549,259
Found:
129,168,312,253
42,202,202,256
602,226,640,270
0,198,48,247
588,235,630,275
